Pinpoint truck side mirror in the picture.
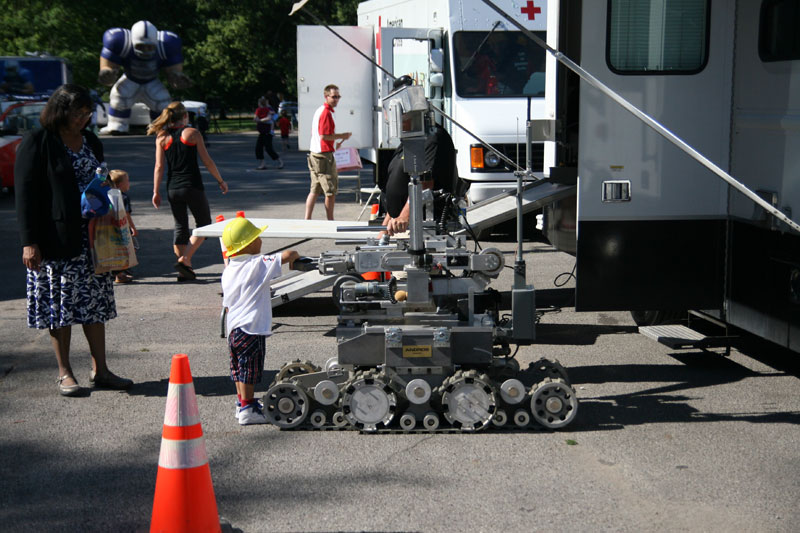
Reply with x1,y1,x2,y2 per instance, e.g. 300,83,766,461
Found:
429,48,444,73
429,73,444,88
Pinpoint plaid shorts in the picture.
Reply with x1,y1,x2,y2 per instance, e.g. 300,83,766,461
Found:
228,328,266,384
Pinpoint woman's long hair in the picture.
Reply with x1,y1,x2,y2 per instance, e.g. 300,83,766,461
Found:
40,84,93,132
146,101,187,135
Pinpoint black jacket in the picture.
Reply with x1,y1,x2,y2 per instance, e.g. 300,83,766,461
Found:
15,128,104,260
383,125,459,218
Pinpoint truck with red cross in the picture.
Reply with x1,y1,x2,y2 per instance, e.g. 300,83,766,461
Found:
297,0,555,204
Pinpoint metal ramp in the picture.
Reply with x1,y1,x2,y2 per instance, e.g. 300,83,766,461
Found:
460,182,576,234
639,324,734,351
270,269,336,308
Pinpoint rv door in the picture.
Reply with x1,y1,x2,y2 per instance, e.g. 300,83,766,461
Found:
296,26,374,151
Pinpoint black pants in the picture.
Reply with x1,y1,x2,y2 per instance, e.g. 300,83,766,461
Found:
168,187,212,245
255,133,279,161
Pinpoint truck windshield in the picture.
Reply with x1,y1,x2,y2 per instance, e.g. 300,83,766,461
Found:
0,59,66,97
453,31,546,98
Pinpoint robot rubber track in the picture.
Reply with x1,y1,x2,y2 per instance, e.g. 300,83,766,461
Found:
263,358,578,433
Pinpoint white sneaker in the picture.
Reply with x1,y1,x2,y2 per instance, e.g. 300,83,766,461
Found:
235,399,263,420
238,404,268,425
276,159,284,169
256,161,268,170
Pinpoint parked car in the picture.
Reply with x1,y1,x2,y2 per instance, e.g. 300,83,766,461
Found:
0,101,46,190
278,100,298,126
95,100,208,131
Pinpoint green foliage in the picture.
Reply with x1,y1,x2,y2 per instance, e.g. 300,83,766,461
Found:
0,0,363,111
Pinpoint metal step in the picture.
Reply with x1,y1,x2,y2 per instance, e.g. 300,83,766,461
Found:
638,324,732,350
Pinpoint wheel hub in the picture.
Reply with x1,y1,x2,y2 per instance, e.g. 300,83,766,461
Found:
441,372,496,431
277,397,295,414
530,378,578,429
264,382,310,429
545,396,564,413
342,373,397,431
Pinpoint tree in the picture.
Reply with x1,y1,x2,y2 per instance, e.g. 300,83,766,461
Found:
0,0,363,112
188,0,361,109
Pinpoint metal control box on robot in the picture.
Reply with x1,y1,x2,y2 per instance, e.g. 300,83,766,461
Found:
337,325,493,367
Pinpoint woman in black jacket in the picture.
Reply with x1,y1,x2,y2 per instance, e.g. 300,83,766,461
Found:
15,84,132,396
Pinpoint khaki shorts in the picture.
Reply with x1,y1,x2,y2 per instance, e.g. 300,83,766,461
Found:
307,152,338,196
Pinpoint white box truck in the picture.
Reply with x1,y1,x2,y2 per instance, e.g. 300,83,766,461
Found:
297,0,556,203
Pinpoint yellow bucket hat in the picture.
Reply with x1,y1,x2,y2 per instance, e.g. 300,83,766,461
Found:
222,218,268,256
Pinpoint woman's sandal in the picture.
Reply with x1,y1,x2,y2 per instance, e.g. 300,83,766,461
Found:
174,262,196,280
115,272,133,284
57,375,81,397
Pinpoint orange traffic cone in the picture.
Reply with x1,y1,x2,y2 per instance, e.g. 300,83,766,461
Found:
151,354,221,533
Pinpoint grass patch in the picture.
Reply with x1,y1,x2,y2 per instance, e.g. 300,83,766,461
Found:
209,117,257,134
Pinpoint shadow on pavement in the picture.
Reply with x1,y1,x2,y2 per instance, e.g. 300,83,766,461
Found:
124,370,279,398
566,350,799,432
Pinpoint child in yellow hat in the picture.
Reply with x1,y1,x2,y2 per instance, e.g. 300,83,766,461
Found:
221,217,300,425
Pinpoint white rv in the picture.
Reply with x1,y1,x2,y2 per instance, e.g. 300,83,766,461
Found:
297,0,556,203
296,0,799,352
542,0,800,352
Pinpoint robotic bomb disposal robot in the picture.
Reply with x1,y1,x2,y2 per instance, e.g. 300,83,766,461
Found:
264,85,578,433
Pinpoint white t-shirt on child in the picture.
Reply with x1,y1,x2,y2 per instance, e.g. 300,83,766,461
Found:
221,253,283,337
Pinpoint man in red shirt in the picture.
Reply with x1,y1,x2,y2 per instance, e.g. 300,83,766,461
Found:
305,84,351,220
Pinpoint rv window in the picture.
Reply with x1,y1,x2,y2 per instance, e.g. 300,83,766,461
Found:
759,0,800,62
453,31,546,98
607,0,709,74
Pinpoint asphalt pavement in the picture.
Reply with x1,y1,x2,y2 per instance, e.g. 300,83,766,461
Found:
0,131,798,532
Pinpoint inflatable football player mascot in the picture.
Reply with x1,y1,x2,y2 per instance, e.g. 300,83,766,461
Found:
98,20,191,134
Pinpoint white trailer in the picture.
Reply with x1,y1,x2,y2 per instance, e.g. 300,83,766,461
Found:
538,0,800,352
297,0,556,203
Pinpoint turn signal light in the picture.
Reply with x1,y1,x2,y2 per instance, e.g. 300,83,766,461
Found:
470,146,484,169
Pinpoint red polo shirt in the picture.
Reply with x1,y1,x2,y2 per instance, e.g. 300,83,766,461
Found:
318,103,335,152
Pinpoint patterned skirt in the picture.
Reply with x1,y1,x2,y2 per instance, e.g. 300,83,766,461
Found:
26,228,116,329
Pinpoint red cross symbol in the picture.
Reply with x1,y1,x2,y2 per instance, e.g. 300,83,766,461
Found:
520,1,541,20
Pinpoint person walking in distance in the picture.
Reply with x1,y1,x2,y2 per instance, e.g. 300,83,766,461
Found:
149,101,228,281
278,110,292,152
254,97,283,170
304,84,351,220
